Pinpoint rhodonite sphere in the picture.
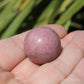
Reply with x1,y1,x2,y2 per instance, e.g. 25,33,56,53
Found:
24,26,61,64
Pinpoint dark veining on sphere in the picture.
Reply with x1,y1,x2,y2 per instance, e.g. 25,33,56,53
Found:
24,26,61,64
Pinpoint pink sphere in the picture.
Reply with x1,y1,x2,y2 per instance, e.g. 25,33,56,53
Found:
24,26,61,64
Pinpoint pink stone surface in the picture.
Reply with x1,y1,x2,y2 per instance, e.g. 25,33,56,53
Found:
24,26,61,64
